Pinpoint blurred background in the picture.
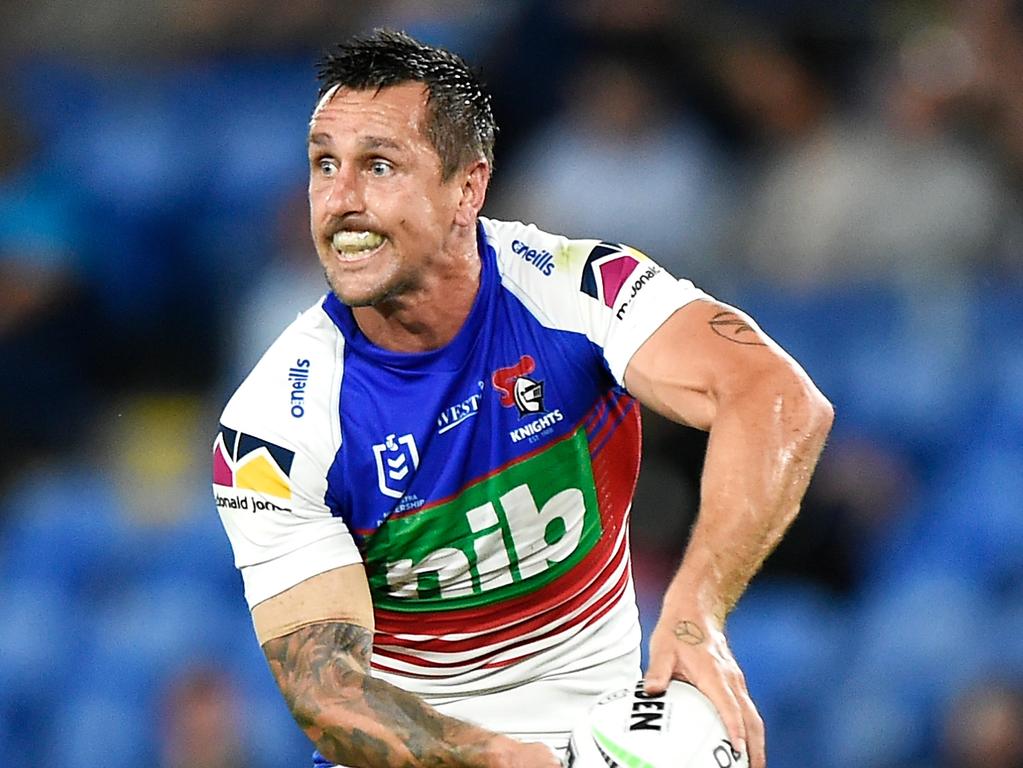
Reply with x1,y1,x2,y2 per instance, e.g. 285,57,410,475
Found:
0,0,1021,766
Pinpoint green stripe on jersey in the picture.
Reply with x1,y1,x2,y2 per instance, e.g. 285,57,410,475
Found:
364,426,601,611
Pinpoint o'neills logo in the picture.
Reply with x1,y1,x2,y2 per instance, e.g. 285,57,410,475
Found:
288,358,310,418
491,354,545,417
511,239,556,276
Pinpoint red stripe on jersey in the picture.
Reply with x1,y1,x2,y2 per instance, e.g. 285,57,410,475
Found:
374,520,626,637
376,532,630,654
589,395,641,536
372,390,642,665
371,562,633,674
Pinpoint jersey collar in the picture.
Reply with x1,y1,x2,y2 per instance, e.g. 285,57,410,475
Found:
321,221,496,372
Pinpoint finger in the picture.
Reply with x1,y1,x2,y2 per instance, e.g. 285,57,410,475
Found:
737,688,765,768
727,666,763,768
642,649,675,694
707,675,747,764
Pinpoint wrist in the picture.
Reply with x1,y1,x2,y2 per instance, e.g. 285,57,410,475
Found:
478,734,526,768
662,570,728,628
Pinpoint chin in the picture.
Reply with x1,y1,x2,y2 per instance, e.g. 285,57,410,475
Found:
326,278,395,308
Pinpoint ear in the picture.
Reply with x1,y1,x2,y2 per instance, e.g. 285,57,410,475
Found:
453,160,490,227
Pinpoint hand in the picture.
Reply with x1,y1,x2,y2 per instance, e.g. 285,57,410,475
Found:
643,612,765,768
487,735,563,768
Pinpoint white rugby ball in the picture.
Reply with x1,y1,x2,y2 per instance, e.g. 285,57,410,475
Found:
566,680,749,768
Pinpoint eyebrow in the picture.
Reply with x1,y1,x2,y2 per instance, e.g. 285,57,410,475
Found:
307,133,404,153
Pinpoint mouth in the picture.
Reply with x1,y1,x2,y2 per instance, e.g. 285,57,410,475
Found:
330,230,386,262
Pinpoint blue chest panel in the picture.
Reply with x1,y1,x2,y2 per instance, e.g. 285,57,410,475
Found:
320,239,617,543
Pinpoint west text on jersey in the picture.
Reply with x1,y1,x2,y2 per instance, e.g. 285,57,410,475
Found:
437,392,483,435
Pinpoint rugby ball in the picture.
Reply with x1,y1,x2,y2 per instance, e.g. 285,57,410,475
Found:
566,680,749,768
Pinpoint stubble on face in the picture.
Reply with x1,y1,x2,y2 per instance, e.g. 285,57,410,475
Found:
307,83,458,311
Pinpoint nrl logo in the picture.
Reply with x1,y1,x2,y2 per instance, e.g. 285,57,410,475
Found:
372,433,420,499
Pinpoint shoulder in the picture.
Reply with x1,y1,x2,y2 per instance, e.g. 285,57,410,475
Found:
481,216,600,282
221,297,343,462
481,216,666,307
481,215,693,322
480,216,605,317
480,217,710,384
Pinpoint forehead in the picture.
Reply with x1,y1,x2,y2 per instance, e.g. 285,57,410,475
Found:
309,82,431,144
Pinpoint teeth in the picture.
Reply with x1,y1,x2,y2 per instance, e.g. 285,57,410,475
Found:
332,230,384,254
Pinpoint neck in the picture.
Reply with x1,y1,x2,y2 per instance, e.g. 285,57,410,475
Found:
351,232,482,353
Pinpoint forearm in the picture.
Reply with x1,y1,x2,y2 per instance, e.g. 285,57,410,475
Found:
665,369,833,624
263,622,518,768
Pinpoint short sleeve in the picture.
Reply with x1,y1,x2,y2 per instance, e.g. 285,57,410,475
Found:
576,241,708,384
483,219,709,387
212,303,363,608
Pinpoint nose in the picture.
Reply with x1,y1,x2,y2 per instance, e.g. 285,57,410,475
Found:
323,164,364,218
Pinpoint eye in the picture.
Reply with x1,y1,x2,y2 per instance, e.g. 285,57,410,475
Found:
316,157,338,177
369,159,393,177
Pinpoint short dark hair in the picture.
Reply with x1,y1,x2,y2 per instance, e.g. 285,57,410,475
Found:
316,29,497,179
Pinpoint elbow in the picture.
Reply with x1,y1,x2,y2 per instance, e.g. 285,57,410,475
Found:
283,681,355,745
783,369,835,450
806,388,835,450
286,688,325,735
738,360,834,446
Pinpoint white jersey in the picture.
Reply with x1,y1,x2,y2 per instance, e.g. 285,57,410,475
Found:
213,217,708,748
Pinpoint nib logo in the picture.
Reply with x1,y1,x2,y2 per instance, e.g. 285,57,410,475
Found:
212,425,294,499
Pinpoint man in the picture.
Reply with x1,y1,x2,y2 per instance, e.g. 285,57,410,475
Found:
212,29,833,768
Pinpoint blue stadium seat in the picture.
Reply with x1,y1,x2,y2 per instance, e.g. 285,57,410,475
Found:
0,580,82,767
819,686,929,768
737,281,982,466
78,578,239,701
840,570,994,764
910,444,1023,593
46,691,153,768
988,589,1023,678
727,579,848,766
0,466,128,597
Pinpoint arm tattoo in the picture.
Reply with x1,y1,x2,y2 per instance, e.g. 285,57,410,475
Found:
673,620,706,646
263,622,497,767
708,311,766,346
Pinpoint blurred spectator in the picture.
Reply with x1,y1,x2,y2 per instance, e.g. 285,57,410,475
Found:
941,680,1023,768
948,0,1023,178
159,666,249,768
491,53,734,285
221,186,328,391
761,433,919,596
0,5,1021,768
6,0,372,58
0,96,90,491
721,33,1006,288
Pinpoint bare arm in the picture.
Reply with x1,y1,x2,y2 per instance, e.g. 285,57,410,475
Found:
256,568,558,768
625,299,834,768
